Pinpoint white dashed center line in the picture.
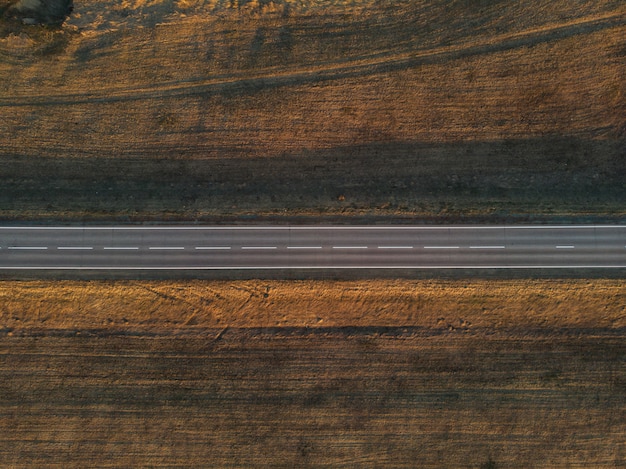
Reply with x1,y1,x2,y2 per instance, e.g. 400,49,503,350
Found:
377,246,413,249
424,246,460,249
149,247,185,250
469,246,506,249
241,246,277,250
103,247,139,250
556,245,575,249
57,247,93,250
195,246,231,250
8,246,47,250
287,246,323,250
332,246,368,249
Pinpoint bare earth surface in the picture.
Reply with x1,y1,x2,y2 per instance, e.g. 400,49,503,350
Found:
0,279,625,467
1,0,625,466
1,331,624,468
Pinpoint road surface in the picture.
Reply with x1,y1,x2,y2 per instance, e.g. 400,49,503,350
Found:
0,225,625,271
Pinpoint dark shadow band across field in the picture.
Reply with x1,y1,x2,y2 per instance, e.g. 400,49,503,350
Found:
3,325,626,340
1,137,624,222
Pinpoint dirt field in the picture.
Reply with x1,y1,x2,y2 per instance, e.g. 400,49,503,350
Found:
0,0,624,220
0,279,624,467
1,1,625,466
1,332,624,468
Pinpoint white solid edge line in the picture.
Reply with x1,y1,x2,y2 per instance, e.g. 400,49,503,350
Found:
0,225,624,230
103,247,139,250
195,247,231,250
7,246,48,250
241,246,277,250
1,265,625,270
378,246,413,249
287,246,323,250
57,247,93,250
469,246,506,249
556,245,575,249
149,247,185,250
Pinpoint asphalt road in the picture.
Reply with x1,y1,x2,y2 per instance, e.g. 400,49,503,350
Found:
0,225,625,271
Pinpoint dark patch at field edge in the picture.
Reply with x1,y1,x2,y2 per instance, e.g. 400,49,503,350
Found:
0,332,624,467
0,137,624,221
2,325,626,339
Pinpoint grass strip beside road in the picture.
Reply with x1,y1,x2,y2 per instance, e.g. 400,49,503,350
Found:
1,279,623,334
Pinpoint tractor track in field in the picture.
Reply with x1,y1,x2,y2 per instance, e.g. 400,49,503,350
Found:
0,12,623,107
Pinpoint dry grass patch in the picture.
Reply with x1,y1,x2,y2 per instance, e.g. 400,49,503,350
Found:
1,279,624,333
0,0,623,220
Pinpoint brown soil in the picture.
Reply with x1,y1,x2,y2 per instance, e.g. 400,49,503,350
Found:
1,1,625,465
0,333,624,468
0,280,625,466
